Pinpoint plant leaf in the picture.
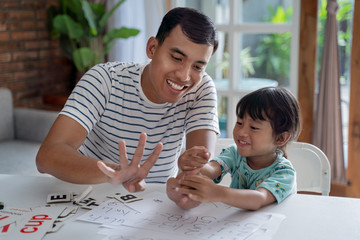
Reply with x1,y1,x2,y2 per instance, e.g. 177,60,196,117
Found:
90,2,105,20
73,47,94,73
53,15,84,41
99,0,126,31
67,0,83,16
81,0,97,36
103,27,140,45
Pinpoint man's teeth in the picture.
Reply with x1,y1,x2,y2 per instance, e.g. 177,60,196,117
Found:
167,80,184,90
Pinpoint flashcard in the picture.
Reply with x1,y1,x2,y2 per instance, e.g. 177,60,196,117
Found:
55,206,79,222
106,192,122,199
73,186,93,205
47,192,73,204
47,222,64,233
58,206,78,218
114,194,142,203
0,213,12,228
0,223,13,236
6,206,66,240
106,193,142,204
56,213,74,222
77,197,101,210
0,207,30,228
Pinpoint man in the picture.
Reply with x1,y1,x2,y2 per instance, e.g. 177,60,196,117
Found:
36,7,219,193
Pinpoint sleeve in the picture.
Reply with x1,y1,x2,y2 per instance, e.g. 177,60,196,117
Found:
184,73,220,135
60,63,112,133
257,161,297,204
211,145,238,184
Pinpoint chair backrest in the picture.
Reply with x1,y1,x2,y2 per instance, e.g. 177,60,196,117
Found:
287,142,331,196
215,138,236,156
214,139,331,196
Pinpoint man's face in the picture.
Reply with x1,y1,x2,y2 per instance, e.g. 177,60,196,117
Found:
142,25,213,104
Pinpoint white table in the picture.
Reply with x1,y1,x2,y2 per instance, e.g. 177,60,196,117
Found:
1,174,360,240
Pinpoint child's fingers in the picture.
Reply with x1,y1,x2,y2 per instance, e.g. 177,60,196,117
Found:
179,153,209,171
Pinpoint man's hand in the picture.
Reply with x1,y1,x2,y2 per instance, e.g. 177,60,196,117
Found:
178,146,210,171
97,132,163,192
166,171,202,210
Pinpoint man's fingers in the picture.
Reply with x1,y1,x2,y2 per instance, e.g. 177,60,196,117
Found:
131,133,147,166
118,140,128,168
124,179,146,192
97,161,115,178
105,133,161,189
141,142,163,172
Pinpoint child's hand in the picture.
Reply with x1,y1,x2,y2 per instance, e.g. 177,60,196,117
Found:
178,146,210,171
176,174,221,203
166,172,202,210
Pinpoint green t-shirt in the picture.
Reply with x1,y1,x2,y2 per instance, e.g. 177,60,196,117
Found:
212,145,296,203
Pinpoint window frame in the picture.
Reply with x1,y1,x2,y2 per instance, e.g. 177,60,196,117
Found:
171,0,300,137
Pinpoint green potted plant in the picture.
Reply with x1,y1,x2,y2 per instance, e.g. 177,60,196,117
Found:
255,5,292,86
47,0,140,80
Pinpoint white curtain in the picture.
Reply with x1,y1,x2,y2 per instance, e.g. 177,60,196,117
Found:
107,0,165,63
313,0,346,185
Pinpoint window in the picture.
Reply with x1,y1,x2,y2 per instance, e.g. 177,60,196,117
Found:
171,0,300,137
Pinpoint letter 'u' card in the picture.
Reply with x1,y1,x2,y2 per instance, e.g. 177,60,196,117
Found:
6,206,66,240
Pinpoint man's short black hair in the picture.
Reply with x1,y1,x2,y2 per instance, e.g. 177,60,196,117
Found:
156,7,218,54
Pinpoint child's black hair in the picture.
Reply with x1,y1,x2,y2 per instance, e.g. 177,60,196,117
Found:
236,87,301,156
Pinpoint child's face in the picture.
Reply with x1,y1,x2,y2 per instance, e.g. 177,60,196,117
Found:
232,113,278,166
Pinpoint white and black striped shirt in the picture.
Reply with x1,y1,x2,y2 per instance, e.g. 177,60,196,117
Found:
60,61,219,183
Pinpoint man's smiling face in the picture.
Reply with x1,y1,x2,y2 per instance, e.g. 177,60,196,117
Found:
142,25,213,104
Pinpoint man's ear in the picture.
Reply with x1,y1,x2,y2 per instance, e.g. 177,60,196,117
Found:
275,132,291,147
146,36,158,59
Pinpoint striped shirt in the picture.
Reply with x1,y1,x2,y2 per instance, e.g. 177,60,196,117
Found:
60,61,219,184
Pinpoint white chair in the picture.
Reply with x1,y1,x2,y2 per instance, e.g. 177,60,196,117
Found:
214,139,331,196
287,142,331,196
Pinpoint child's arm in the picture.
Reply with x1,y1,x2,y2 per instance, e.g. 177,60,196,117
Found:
199,160,222,179
223,188,276,210
178,170,276,210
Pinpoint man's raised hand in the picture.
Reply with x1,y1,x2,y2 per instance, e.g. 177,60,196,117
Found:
97,132,163,192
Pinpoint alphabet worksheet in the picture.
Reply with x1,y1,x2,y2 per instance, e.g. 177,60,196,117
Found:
77,192,285,240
